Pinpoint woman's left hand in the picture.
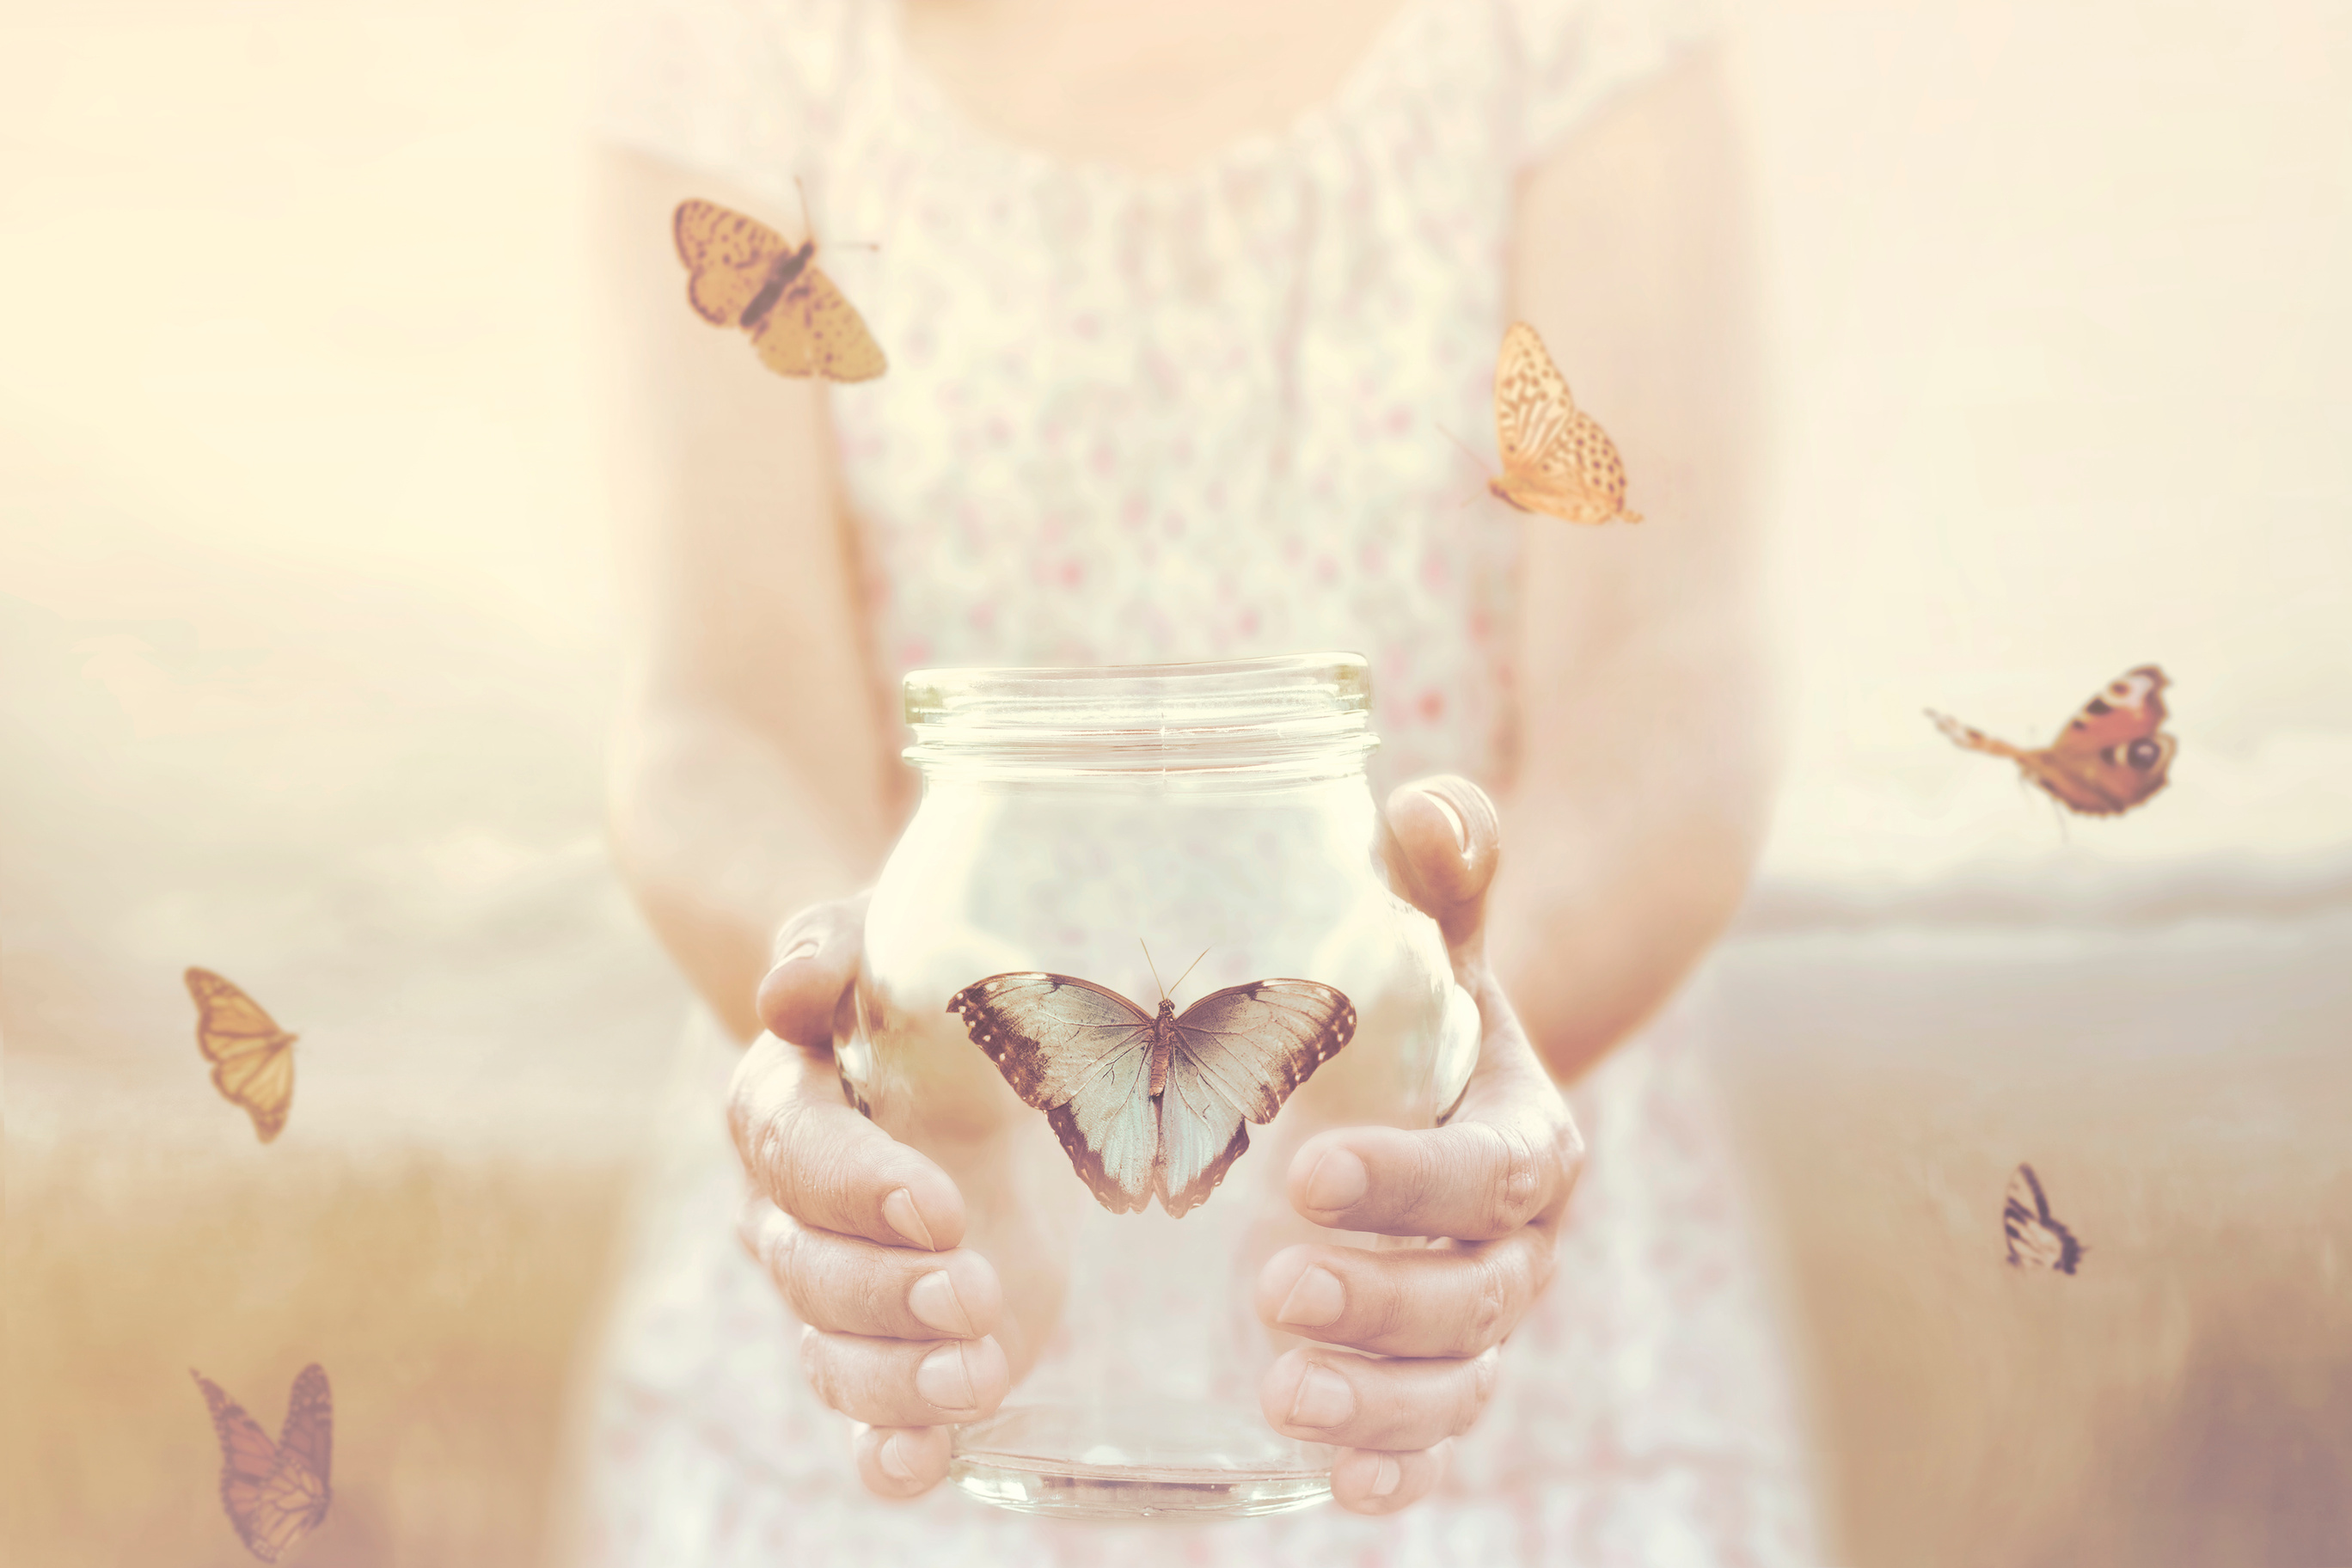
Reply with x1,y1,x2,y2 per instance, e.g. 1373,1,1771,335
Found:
1255,775,1582,1515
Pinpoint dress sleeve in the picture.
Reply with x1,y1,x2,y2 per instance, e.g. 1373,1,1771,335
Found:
591,0,853,206
1498,0,1721,166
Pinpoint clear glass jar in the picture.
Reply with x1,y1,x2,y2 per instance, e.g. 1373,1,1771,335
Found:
837,652,1481,1520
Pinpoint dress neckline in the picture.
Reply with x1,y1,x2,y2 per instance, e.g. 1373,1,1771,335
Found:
874,0,1444,196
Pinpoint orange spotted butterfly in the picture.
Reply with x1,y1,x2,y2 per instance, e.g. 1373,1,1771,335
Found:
187,968,297,1142
949,961,1354,1217
2004,1163,2086,1275
672,198,885,382
191,1363,333,1562
1488,321,1642,524
1928,665,2177,817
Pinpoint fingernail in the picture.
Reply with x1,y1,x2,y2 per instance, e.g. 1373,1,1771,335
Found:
1288,1363,1356,1429
1428,790,1473,867
878,1431,918,1482
1275,1265,1345,1328
1368,1455,1403,1498
1305,1149,1369,1214
882,1188,937,1251
916,1343,975,1411
775,935,822,966
908,1270,973,1336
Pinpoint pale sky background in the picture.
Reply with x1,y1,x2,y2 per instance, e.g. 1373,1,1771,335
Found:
3,0,2349,1144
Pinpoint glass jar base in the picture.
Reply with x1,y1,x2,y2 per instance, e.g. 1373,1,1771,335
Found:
947,1400,1333,1521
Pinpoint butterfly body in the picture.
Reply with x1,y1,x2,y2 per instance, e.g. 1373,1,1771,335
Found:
2003,1162,2086,1275
192,1363,333,1562
1928,665,2175,817
951,972,1356,1217
1490,321,1641,525
186,968,297,1142
672,198,885,382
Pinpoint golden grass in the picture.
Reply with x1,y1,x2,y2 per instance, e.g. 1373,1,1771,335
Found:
2,1142,631,1568
1713,925,2352,1568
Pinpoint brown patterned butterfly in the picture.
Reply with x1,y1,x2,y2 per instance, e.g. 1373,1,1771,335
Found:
672,197,885,382
187,968,297,1142
1927,665,2177,817
949,954,1355,1217
191,1363,332,1562
1489,321,1642,524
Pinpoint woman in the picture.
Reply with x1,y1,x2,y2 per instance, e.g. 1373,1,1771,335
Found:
580,0,1816,1559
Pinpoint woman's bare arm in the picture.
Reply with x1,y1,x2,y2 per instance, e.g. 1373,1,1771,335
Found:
598,150,903,1039
1491,50,1778,1081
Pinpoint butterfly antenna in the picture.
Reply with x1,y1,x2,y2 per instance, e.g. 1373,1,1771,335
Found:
1169,947,1212,1000
1140,940,1167,1001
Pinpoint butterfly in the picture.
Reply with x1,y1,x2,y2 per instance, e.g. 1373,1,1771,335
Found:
949,964,1356,1217
191,1363,333,1562
672,197,885,382
1488,321,1642,524
187,968,297,1142
1927,665,2176,817
2003,1163,2086,1275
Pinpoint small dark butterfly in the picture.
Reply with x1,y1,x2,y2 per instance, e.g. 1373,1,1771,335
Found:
2004,1162,2086,1275
949,967,1355,1217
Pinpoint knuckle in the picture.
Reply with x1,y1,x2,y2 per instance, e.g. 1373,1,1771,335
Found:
1480,1124,1545,1233
1454,1346,1502,1434
1460,1253,1513,1355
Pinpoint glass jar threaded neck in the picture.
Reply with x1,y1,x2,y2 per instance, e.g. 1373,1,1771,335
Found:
902,652,1378,787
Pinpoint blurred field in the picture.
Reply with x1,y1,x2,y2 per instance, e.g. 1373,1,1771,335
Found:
3,1144,634,1568
1712,915,2352,1567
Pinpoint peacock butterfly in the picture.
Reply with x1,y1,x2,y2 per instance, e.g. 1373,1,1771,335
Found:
1927,665,2176,817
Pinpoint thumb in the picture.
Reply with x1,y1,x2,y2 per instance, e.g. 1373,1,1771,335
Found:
1382,775,1500,944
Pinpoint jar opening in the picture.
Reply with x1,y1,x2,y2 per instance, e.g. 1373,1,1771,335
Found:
903,652,1378,784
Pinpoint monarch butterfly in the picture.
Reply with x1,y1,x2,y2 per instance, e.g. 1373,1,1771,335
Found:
673,197,886,382
191,1363,333,1562
1488,321,1642,524
2004,1162,2086,1275
186,968,297,1142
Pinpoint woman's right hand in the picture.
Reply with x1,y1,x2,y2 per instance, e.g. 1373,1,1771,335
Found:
729,895,1012,1497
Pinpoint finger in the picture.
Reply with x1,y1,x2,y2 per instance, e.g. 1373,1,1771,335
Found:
849,1424,951,1499
1329,1442,1450,1516
1381,775,1500,943
729,1036,965,1252
1255,1228,1556,1357
741,1193,1001,1340
800,1325,1009,1427
756,896,867,1051
1260,1346,1500,1452
1288,1101,1575,1241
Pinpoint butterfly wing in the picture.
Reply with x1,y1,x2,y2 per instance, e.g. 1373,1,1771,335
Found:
2004,1163,2086,1275
1156,981,1356,1216
193,1370,331,1562
950,975,1160,1212
277,1363,333,1491
186,968,297,1142
752,267,888,383
1490,322,1641,524
2024,665,2175,816
672,198,791,326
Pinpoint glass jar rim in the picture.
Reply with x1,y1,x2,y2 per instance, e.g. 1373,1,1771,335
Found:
902,651,1378,784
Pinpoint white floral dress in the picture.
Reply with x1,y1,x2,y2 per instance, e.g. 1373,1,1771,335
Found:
583,0,1822,1561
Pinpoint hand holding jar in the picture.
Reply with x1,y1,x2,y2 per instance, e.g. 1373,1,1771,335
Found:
733,758,1579,1517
